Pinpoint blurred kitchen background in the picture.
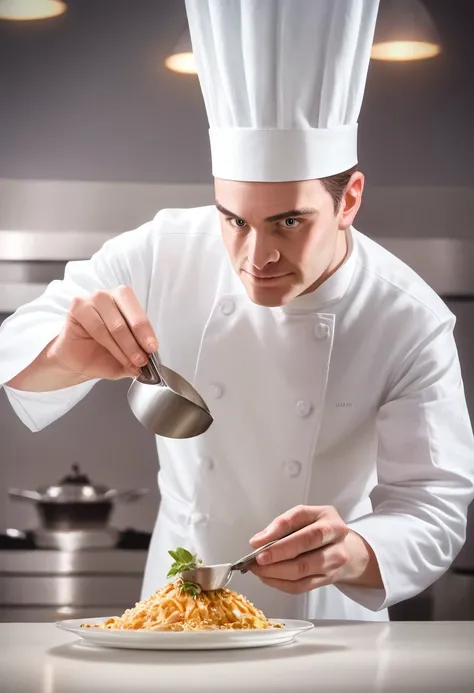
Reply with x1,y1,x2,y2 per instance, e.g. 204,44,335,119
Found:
0,0,473,622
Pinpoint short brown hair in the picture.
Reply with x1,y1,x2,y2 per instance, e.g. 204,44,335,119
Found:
319,164,359,212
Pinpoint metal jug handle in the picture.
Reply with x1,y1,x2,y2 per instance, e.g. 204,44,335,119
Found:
139,351,164,385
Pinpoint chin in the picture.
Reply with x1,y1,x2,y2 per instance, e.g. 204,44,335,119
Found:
244,286,295,308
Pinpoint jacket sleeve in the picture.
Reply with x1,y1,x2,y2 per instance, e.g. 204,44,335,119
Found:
338,316,474,611
0,221,155,432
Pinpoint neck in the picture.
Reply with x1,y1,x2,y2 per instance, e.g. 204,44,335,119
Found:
302,228,348,296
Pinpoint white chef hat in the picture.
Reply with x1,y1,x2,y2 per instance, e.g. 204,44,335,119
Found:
185,0,379,182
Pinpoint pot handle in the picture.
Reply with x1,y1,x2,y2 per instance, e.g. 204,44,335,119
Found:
9,488,43,502
104,488,149,503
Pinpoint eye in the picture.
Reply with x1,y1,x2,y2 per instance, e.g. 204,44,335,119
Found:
278,217,300,229
229,218,247,229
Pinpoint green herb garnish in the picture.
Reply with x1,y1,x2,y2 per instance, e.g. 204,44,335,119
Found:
179,581,202,598
167,546,203,598
167,547,200,577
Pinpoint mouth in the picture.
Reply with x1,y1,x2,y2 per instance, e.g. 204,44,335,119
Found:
242,270,291,284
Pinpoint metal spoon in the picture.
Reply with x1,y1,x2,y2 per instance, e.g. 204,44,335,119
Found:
180,533,294,591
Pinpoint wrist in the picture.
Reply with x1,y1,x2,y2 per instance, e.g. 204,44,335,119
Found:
7,339,91,392
334,530,383,589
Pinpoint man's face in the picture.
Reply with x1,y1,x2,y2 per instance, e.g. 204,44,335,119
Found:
214,175,363,307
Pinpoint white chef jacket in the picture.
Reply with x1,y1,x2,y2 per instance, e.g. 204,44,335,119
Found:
1,206,474,622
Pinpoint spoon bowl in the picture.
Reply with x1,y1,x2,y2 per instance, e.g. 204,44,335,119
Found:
180,532,297,591
181,564,233,592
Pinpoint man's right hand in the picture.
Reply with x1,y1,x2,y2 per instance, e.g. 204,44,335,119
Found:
6,286,158,391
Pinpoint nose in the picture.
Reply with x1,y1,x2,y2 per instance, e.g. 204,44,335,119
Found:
247,230,280,270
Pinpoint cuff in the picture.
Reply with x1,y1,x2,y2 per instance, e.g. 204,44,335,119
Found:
334,516,390,612
3,380,97,432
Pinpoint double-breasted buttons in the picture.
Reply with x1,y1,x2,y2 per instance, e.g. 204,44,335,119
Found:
296,400,313,418
210,383,225,399
220,300,235,316
284,460,302,478
314,322,331,340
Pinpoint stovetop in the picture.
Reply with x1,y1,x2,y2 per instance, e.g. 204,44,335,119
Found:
0,528,151,551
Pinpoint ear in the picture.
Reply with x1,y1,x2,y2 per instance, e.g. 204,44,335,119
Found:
338,171,365,230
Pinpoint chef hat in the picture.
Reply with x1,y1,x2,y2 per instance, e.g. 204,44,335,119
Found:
185,0,379,182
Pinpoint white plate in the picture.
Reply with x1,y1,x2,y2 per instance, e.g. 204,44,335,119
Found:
56,617,314,650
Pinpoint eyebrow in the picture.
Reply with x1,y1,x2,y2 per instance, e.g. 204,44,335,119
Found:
215,202,317,223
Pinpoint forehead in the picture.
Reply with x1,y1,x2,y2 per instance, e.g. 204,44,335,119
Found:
214,178,326,219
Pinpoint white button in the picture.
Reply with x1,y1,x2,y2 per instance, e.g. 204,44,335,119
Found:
221,300,235,316
296,400,313,418
284,460,302,478
201,456,214,471
210,384,225,399
314,322,330,340
191,513,209,526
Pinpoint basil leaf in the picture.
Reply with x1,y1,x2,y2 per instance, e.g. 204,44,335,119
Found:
176,547,194,563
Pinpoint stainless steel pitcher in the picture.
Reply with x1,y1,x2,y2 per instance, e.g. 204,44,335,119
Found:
127,352,213,439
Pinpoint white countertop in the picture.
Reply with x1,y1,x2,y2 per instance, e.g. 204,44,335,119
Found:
1,621,473,692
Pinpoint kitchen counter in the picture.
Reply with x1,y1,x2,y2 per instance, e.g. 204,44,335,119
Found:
1,621,473,692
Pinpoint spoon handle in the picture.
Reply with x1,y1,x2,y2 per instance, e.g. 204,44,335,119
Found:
231,532,295,573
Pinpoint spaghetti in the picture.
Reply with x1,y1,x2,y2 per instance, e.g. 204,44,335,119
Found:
82,579,280,632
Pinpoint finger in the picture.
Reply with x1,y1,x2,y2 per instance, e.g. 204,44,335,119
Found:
251,504,345,549
250,505,321,547
255,520,347,566
258,574,332,595
71,302,138,373
92,290,149,367
112,286,158,354
251,544,348,580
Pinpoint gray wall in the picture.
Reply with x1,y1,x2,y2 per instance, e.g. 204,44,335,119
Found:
0,0,472,187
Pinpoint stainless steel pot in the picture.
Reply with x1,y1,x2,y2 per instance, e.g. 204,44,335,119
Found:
8,464,148,531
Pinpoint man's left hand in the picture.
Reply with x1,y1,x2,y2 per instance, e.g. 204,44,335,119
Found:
249,505,380,594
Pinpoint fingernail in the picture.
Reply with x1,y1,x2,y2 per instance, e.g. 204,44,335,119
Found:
133,353,147,366
146,338,158,351
257,551,270,565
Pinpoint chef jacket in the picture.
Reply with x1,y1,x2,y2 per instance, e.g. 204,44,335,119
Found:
1,206,473,621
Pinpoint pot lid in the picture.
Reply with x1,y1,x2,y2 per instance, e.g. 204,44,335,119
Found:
36,464,112,503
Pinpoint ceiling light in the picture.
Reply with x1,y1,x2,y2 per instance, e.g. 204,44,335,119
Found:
164,28,197,75
0,0,67,21
371,0,441,62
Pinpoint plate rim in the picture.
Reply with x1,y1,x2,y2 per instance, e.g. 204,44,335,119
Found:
56,616,314,637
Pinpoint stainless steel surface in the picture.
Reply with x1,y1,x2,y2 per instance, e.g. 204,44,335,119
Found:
0,179,214,260
0,575,141,607
0,549,147,575
182,535,294,591
5,528,26,540
377,238,474,296
127,352,213,439
103,489,148,502
0,606,126,623
33,528,119,551
0,548,148,623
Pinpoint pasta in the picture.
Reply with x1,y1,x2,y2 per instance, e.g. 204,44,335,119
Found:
82,578,281,632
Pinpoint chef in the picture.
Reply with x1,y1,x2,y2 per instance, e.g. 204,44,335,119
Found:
1,0,474,622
